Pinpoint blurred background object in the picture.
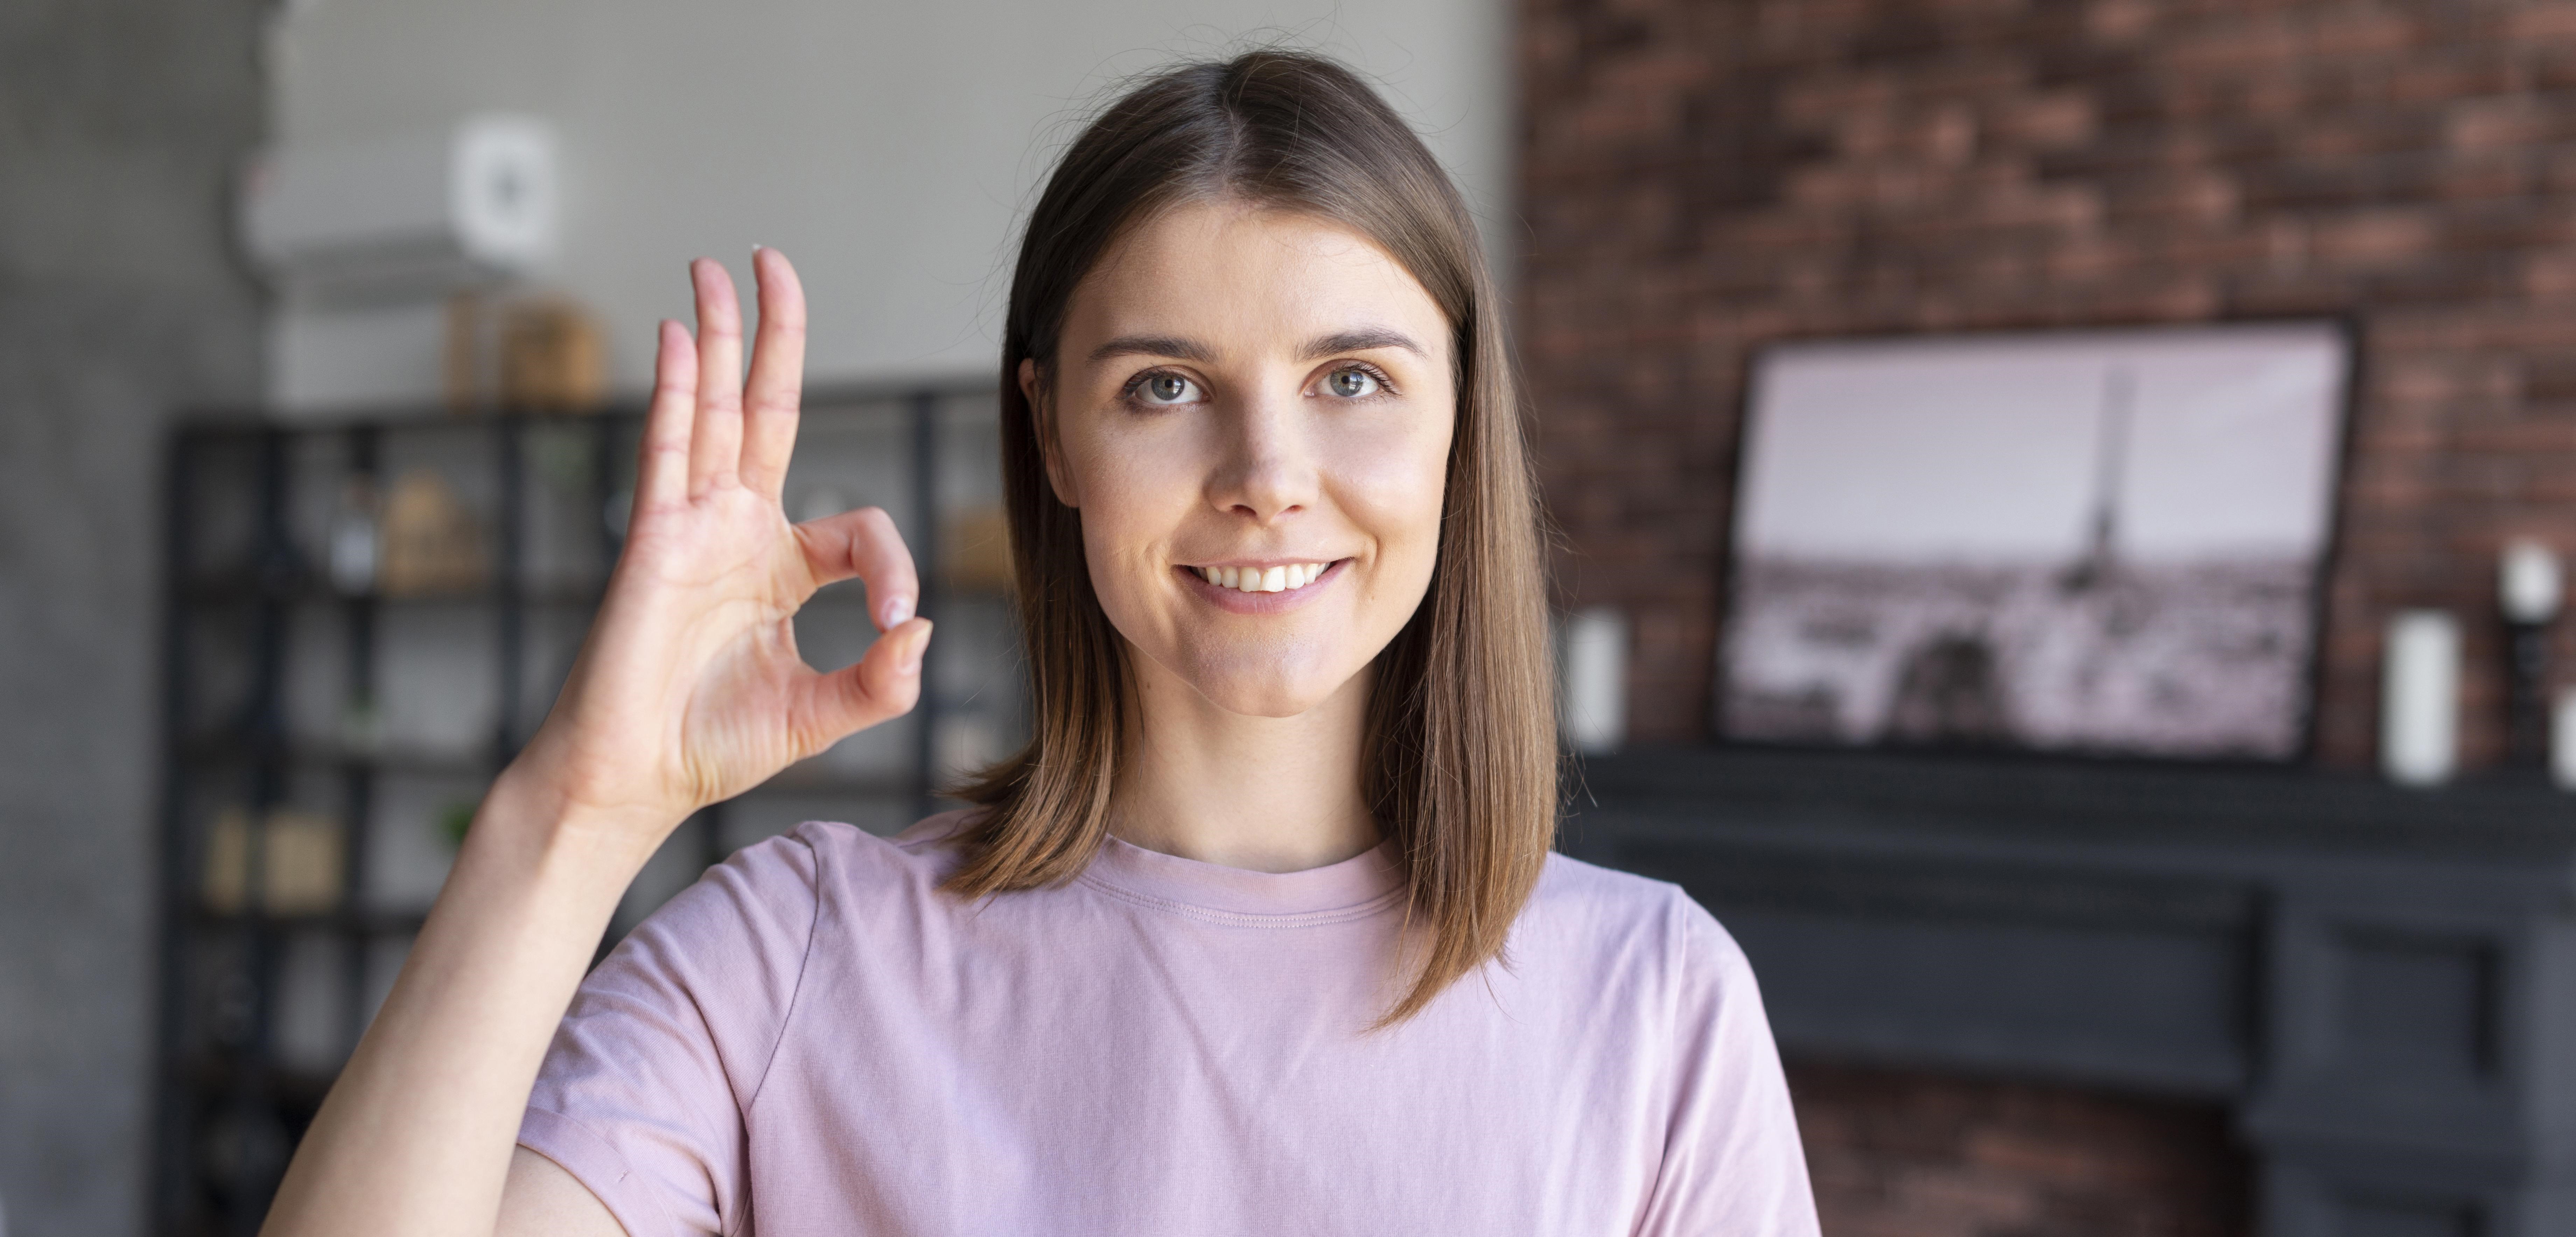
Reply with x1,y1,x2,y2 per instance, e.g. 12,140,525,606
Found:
494,298,605,413
1718,323,2350,760
1560,605,1629,755
2379,608,2461,785
240,114,558,302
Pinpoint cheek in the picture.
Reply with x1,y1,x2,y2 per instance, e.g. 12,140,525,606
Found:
1332,413,1452,565
1063,422,1196,597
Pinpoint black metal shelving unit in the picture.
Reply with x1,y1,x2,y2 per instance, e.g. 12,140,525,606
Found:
148,381,1016,1235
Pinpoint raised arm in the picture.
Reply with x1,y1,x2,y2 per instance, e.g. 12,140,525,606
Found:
259,250,932,1237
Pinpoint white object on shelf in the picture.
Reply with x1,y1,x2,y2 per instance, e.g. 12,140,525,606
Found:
1561,606,1628,755
2500,538,2563,624
241,114,557,298
2382,609,2461,787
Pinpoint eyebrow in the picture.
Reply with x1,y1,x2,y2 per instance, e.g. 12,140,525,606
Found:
1083,327,1428,365
1304,327,1426,359
1087,334,1215,363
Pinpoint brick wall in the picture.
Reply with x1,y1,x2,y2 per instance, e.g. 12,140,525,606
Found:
1521,0,2576,766
1787,1062,2250,1237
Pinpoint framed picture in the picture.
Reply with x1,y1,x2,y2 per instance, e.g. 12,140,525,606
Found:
1717,320,2353,761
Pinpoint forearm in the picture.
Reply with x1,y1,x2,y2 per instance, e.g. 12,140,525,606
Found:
260,768,661,1237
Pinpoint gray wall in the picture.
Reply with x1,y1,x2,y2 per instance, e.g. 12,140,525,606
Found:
261,0,1513,411
0,1,266,1233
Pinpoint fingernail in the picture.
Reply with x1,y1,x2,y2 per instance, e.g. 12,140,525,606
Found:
882,594,914,629
901,624,930,675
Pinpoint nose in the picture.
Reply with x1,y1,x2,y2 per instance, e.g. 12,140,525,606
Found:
1206,387,1315,525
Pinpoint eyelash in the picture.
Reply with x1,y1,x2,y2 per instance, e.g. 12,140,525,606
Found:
1324,362,1399,399
1114,363,1400,409
1118,369,1201,409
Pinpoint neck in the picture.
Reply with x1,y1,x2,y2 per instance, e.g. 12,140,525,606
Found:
1108,653,1380,873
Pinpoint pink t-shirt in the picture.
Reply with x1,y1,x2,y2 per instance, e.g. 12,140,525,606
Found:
518,812,1819,1236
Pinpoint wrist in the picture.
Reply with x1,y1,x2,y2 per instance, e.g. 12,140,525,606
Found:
476,761,673,877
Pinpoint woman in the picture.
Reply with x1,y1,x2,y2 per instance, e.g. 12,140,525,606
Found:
263,51,1818,1236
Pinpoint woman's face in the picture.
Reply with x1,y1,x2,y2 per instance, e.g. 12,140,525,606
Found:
1027,201,1455,719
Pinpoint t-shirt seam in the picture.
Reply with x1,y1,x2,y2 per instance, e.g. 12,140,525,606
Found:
520,1104,684,1237
740,828,825,1118
1631,887,1695,1235
1073,872,1406,927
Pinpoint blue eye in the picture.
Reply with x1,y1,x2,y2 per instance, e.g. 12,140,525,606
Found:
1134,372,1201,405
1325,368,1379,398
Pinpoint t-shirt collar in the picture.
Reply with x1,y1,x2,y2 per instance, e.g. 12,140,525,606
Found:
1080,831,1406,919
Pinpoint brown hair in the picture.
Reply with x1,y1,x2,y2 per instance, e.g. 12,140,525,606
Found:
945,50,1556,1026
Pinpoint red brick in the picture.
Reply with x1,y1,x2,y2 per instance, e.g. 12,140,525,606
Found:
2509,1,2576,41
1523,0,2576,767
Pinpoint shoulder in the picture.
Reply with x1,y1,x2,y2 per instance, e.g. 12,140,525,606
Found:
1515,852,1761,1004
1523,853,1744,954
762,808,979,902
611,810,974,967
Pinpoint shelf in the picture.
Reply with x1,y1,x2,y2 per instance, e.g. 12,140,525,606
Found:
175,576,1004,609
175,1051,337,1110
178,734,923,797
156,379,1016,1233
1570,743,2576,864
183,904,429,937
175,577,609,608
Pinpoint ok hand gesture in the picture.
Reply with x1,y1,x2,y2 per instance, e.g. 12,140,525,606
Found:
505,249,933,855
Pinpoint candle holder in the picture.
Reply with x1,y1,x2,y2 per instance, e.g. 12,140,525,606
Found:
2499,539,2561,772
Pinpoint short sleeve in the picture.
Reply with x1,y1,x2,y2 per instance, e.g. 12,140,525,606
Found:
516,828,824,1237
1634,896,1822,1237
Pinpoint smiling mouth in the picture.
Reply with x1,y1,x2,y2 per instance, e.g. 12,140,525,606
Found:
1189,561,1337,593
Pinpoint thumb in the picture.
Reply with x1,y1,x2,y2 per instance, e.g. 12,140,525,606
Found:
802,616,932,744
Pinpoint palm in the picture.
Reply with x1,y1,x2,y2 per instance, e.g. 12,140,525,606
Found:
517,251,929,842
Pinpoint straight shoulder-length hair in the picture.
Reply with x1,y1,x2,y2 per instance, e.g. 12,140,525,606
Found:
944,49,1557,1026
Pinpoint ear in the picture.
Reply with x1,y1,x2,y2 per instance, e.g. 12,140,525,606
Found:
1022,356,1079,508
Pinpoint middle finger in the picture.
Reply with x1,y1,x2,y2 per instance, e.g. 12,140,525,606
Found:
739,247,808,501
687,258,746,496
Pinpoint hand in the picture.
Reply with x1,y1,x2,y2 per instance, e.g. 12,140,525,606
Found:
503,249,932,854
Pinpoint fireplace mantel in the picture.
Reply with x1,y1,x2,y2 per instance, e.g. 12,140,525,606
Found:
1566,746,2576,1237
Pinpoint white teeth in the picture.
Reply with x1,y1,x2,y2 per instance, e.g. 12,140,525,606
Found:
1197,561,1331,593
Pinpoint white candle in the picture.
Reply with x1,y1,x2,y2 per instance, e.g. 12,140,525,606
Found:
2501,538,2562,624
1561,606,1628,755
2382,610,2460,786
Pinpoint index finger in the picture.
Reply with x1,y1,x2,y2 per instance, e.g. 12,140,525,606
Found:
740,247,807,501
792,505,920,632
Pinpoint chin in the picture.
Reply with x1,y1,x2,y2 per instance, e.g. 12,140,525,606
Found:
1175,643,1357,719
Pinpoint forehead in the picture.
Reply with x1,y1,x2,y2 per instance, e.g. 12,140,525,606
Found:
1063,201,1449,357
